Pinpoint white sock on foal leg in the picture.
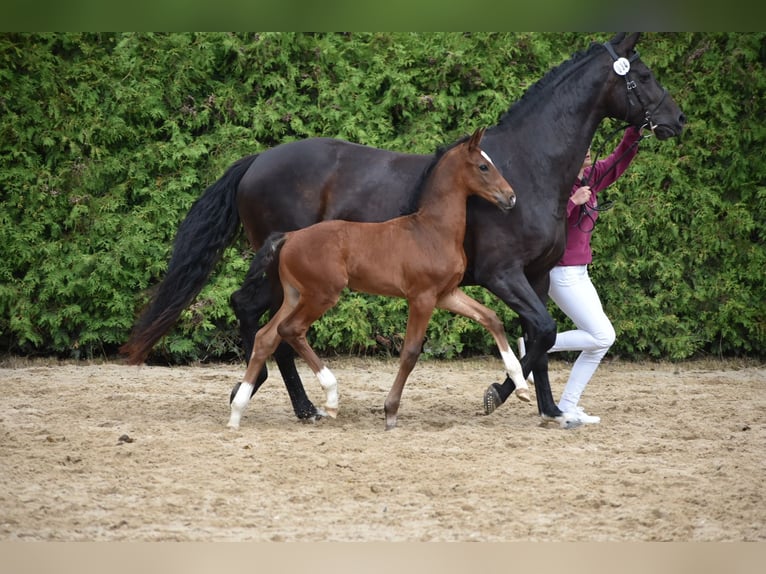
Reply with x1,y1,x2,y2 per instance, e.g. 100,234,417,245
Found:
316,367,339,418
228,381,254,429
500,347,531,402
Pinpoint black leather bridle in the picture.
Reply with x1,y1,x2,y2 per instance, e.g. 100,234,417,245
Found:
602,40,668,131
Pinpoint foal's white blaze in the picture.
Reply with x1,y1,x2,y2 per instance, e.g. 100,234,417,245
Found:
500,347,528,391
480,150,496,166
316,367,339,413
228,381,254,429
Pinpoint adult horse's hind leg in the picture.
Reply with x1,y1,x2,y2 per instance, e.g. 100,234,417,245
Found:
436,289,530,402
230,263,320,420
384,297,435,430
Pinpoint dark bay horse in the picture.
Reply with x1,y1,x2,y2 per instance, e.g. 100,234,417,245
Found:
121,33,685,428
227,128,525,430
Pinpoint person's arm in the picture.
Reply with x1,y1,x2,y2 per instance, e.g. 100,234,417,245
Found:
588,126,641,191
566,185,592,219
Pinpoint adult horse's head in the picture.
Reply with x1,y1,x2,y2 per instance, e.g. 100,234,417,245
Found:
601,32,685,140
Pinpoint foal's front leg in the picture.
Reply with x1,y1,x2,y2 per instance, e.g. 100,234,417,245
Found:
436,289,530,402
384,298,435,430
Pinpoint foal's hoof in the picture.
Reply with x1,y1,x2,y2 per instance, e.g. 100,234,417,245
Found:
483,384,502,415
323,406,338,419
515,387,532,403
226,416,241,430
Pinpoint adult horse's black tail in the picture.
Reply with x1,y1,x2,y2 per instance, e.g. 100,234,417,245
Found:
121,154,259,364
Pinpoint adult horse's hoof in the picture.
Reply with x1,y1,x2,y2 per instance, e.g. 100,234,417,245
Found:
483,384,502,415
540,413,583,430
514,387,532,403
299,411,325,424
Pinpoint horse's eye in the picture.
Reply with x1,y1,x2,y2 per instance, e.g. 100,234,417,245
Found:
479,164,489,172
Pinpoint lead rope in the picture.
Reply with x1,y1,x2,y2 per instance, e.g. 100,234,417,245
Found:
575,126,652,231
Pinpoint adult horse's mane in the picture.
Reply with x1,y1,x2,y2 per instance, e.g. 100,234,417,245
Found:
496,42,602,128
405,43,603,213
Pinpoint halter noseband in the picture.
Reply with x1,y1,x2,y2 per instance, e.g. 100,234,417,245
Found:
602,41,667,133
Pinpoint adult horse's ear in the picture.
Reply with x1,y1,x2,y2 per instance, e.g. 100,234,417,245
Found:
468,127,486,151
611,32,641,51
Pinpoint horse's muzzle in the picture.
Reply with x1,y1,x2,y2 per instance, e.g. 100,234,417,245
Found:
653,122,684,140
651,110,686,140
497,191,516,211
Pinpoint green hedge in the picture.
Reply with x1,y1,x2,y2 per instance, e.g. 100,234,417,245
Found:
1,32,764,362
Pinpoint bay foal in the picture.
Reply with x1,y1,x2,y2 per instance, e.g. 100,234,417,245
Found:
228,128,529,430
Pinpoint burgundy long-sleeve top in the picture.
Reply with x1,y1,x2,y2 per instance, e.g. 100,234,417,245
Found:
558,126,641,266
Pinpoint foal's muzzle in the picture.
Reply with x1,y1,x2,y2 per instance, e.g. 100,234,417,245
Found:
496,189,516,211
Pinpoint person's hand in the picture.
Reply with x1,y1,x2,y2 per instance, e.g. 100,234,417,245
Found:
570,185,592,206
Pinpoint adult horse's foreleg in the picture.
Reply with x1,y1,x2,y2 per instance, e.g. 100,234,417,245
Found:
230,267,319,420
479,271,580,428
435,289,530,402
384,298,435,430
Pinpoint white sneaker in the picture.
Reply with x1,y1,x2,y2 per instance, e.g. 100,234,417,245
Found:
569,406,600,424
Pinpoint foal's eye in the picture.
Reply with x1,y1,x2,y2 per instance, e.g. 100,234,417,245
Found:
479,164,489,172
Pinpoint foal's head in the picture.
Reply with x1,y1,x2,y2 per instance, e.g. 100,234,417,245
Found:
453,128,515,212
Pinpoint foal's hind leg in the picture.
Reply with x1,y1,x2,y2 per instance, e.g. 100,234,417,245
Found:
277,298,341,419
436,289,530,403
230,276,272,400
384,297,435,430
231,264,319,420
228,302,294,429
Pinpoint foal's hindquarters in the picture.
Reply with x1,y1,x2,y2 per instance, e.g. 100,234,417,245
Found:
228,231,346,429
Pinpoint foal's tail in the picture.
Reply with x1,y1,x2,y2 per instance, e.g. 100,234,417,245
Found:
249,232,288,279
120,154,259,365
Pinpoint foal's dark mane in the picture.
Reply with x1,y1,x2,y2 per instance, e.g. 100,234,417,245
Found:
405,133,472,213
